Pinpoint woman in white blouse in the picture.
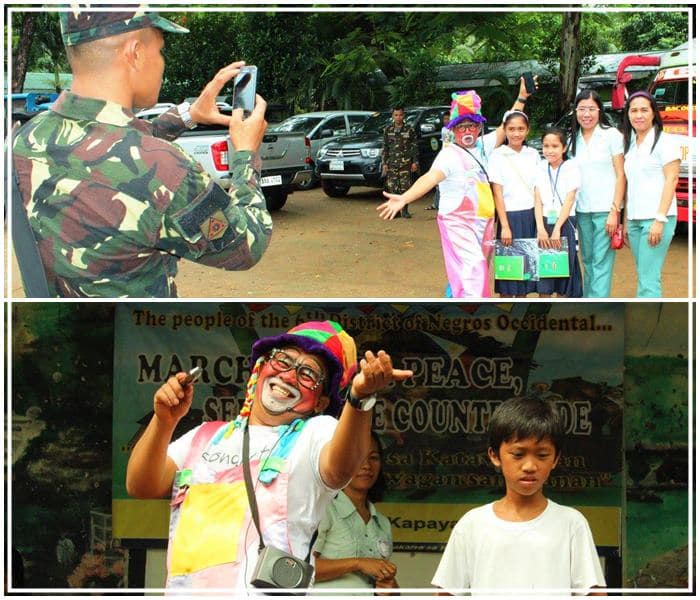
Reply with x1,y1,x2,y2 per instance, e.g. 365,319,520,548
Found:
569,91,627,297
621,91,681,297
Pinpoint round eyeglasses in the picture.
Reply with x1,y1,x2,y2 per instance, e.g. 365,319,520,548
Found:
267,349,325,390
455,122,480,131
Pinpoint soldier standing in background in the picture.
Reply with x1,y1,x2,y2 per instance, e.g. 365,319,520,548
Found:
381,106,418,219
12,10,272,297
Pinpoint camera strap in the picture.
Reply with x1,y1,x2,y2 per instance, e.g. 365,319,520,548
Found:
242,422,317,560
242,422,266,554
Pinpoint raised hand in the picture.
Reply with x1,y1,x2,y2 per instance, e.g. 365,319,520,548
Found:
190,61,246,127
350,350,413,399
153,373,195,428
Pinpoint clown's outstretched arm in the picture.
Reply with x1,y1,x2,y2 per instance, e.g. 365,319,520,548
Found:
377,169,446,220
126,373,193,499
319,351,412,489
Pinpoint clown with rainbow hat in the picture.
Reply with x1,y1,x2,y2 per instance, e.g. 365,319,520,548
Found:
126,320,411,591
378,76,538,298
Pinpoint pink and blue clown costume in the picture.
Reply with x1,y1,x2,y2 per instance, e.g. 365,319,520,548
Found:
433,90,496,297
164,321,358,590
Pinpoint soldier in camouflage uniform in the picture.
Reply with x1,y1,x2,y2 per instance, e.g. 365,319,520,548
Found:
381,107,418,219
12,10,272,297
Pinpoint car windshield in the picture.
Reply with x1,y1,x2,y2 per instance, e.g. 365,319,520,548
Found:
652,80,690,106
270,116,324,133
357,110,419,134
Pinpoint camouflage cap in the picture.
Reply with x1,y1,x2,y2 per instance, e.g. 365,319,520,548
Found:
60,10,189,46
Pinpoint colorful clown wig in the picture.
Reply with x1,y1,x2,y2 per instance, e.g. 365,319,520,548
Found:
446,90,487,129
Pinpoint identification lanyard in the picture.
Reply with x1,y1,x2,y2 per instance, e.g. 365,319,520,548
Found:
548,163,563,206
546,163,564,225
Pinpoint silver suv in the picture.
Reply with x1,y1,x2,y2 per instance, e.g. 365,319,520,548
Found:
268,111,373,188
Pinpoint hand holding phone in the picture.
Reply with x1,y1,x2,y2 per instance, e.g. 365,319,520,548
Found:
232,65,258,114
522,71,537,95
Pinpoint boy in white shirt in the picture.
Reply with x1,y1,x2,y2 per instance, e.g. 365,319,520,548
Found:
432,397,606,595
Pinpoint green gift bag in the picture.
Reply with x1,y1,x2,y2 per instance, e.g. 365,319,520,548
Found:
538,250,569,278
494,255,525,280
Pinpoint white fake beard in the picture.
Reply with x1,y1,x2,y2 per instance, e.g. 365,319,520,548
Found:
459,133,476,147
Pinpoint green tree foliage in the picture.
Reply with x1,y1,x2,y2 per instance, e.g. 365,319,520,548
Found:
159,12,245,103
387,49,443,106
317,12,505,108
232,12,321,110
11,11,68,92
160,11,320,110
12,9,690,125
618,11,689,51
464,11,622,123
31,12,68,91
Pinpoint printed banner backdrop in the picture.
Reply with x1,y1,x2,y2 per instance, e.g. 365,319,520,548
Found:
112,302,624,554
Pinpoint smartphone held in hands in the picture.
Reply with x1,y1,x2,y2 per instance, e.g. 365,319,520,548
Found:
522,71,537,95
182,366,202,386
232,65,257,114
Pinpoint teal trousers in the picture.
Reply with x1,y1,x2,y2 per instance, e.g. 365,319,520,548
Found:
577,212,616,298
627,217,676,297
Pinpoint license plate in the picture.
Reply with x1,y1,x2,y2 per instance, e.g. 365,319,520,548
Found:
260,175,283,187
329,160,345,171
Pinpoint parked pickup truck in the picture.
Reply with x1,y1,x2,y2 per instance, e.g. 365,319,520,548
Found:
137,106,312,211
257,130,313,210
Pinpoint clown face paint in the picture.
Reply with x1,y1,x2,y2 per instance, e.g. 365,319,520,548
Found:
454,121,481,149
254,349,326,420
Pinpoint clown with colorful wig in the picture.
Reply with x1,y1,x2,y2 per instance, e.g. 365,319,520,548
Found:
378,77,537,297
126,321,411,591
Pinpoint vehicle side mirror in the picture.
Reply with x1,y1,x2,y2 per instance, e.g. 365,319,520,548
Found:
320,129,334,138
420,123,436,134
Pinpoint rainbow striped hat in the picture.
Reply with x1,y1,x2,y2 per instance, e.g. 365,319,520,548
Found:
446,90,487,129
251,321,358,416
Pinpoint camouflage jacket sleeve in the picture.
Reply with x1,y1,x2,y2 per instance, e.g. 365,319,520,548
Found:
157,147,272,270
149,106,187,142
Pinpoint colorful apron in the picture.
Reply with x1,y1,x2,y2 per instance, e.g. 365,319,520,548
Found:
166,419,307,589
